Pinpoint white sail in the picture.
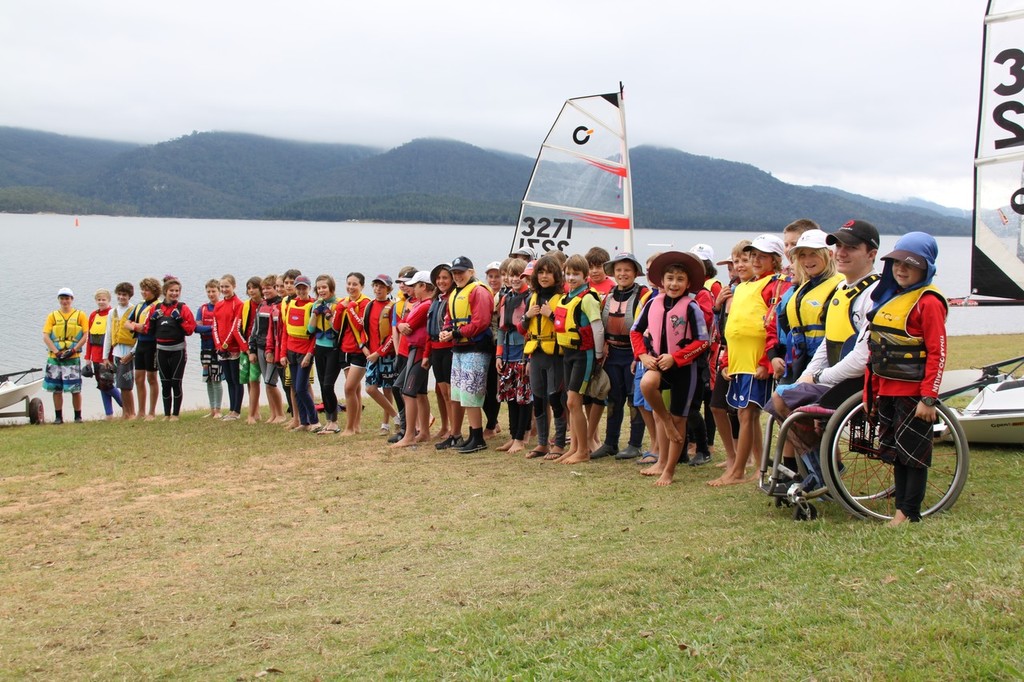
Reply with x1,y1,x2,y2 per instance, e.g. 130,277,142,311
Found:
511,85,633,255
972,0,1024,301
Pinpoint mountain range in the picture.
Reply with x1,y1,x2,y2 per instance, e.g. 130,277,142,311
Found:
0,126,971,235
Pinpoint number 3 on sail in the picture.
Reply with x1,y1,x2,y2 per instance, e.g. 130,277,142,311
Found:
511,84,635,255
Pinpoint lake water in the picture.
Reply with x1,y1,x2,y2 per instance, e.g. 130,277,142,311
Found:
2,214,1020,420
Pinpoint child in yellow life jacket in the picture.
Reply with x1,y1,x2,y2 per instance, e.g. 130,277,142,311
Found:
42,287,89,424
711,234,791,487
552,254,605,465
517,255,567,460
865,232,947,526
103,281,137,419
85,288,123,419
630,252,711,486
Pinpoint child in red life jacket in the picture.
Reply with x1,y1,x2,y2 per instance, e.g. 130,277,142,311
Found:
630,252,711,486
85,288,122,419
213,274,247,420
249,274,285,423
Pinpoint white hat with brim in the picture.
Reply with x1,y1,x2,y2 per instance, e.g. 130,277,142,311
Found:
603,252,644,276
57,287,74,298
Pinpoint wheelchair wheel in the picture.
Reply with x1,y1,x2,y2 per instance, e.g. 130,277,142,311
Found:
819,394,969,521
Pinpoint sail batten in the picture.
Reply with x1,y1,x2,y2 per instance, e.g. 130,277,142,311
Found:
511,85,634,255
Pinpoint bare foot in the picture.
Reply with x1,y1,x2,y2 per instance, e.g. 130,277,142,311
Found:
246,417,257,425
144,414,155,422
496,439,514,452
390,437,417,448
888,511,910,527
341,429,357,436
508,440,525,454
654,474,674,486
560,452,591,464
707,474,747,487
640,466,664,477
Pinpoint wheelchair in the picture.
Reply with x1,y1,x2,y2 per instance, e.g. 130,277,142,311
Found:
758,378,970,522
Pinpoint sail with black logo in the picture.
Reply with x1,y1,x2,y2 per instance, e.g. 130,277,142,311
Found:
969,0,1024,304
510,84,633,255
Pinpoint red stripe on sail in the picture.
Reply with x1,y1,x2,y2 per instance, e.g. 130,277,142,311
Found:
568,212,631,230
584,158,628,177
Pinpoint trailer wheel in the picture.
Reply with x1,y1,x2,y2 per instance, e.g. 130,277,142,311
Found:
29,397,44,425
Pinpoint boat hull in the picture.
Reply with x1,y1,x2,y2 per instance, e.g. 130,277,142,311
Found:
955,380,1024,445
0,378,42,410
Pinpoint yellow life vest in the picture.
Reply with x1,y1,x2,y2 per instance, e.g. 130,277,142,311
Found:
447,280,491,345
824,274,879,366
724,275,773,374
523,291,560,355
785,273,843,350
110,306,137,347
554,287,600,351
88,310,110,348
285,299,313,339
47,309,86,356
868,285,947,382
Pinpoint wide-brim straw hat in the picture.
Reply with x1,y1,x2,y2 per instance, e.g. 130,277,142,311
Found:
646,251,705,294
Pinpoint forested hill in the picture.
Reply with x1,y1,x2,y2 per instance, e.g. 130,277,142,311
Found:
0,127,971,235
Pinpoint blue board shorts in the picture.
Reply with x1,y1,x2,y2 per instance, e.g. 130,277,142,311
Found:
726,374,772,410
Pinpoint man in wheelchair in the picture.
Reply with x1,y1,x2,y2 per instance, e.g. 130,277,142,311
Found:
765,220,880,481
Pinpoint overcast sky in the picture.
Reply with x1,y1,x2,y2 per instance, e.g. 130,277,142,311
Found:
0,1,990,208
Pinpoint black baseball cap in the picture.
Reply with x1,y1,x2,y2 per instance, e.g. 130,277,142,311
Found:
826,220,880,250
451,256,474,272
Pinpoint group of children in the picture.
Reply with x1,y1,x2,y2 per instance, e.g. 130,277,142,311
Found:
43,221,947,519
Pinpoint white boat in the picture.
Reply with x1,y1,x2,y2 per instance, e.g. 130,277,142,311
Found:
0,368,45,424
511,83,634,255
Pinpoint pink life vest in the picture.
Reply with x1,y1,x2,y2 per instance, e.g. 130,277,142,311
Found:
646,293,698,355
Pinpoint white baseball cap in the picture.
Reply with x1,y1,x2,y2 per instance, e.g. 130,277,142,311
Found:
744,234,786,257
485,261,502,273
406,270,433,286
57,287,74,298
791,229,830,252
690,243,715,262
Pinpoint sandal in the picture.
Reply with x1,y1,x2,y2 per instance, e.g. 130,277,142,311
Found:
317,426,341,434
637,452,659,465
526,448,548,459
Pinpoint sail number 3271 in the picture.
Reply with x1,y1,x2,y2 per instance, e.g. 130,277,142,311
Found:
518,217,572,252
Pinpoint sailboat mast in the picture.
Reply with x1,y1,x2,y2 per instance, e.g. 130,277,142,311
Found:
619,82,635,254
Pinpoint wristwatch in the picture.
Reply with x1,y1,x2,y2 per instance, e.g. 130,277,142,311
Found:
812,370,823,384
921,396,938,407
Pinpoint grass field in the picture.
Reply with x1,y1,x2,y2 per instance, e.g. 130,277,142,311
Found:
1,335,1022,680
